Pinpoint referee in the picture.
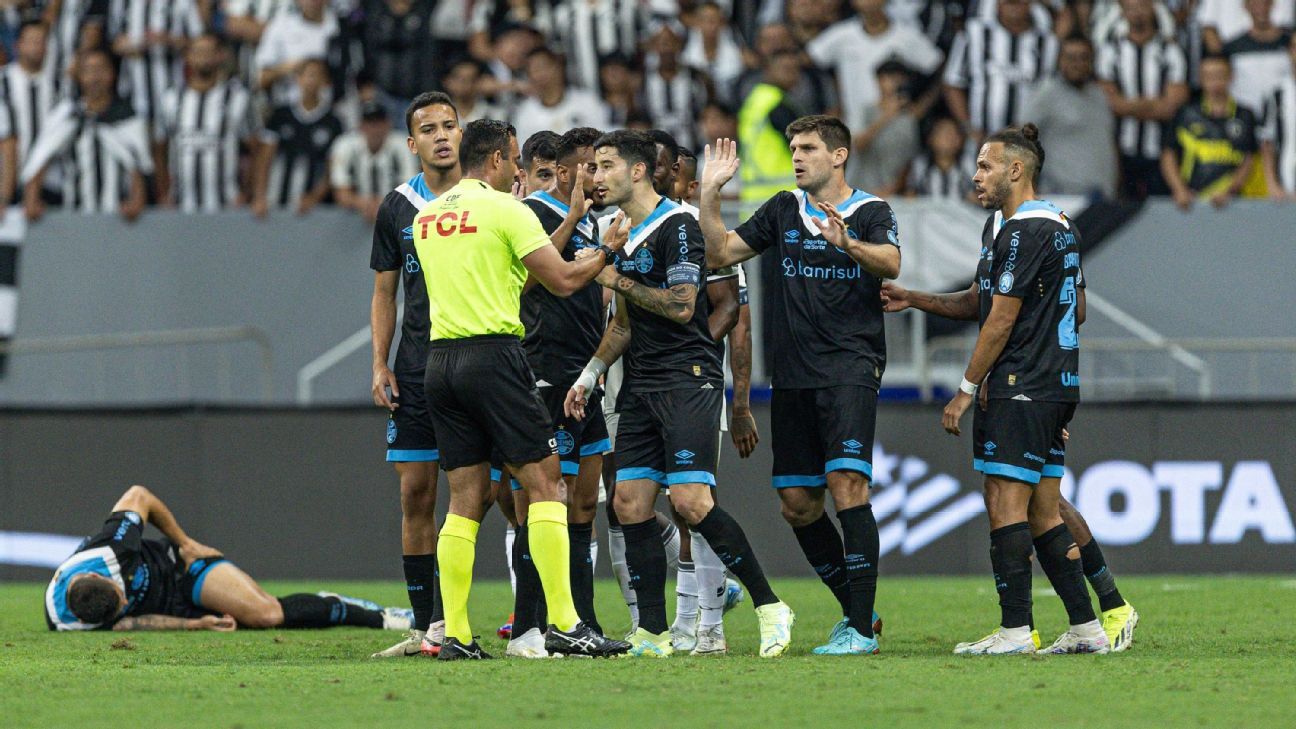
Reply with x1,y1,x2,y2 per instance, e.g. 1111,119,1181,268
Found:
413,119,631,660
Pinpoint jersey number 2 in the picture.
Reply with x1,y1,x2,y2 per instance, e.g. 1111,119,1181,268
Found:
1058,276,1078,350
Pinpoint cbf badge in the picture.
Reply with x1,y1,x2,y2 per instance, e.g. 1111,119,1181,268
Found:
386,419,397,445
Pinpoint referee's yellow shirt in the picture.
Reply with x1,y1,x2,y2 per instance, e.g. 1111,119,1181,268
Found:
413,179,551,341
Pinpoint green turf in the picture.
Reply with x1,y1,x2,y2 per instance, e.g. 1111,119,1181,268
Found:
2,577,1293,727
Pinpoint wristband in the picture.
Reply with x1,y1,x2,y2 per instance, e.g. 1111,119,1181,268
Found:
959,377,979,396
574,357,608,394
598,244,617,265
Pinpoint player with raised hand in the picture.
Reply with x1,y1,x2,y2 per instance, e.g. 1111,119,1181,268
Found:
882,123,1107,655
565,130,794,658
698,117,897,656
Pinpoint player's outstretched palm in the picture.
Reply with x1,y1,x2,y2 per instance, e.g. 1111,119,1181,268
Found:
702,138,740,190
811,202,850,250
880,281,910,312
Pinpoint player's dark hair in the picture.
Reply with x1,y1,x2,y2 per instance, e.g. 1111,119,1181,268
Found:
18,19,48,36
522,130,560,166
646,129,681,166
986,123,1046,185
555,127,602,164
1061,32,1093,52
460,118,516,172
1201,52,1231,68
404,91,458,135
593,129,658,176
68,578,120,625
785,114,852,154
679,148,698,179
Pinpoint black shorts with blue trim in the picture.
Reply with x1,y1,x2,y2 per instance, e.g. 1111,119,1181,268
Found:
385,381,439,463
615,387,721,488
500,387,611,491
972,399,1075,485
176,557,230,615
770,386,877,488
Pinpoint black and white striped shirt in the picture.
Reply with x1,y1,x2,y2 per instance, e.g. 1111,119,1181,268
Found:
20,98,154,212
1097,34,1188,161
49,0,108,82
109,0,205,134
1261,78,1296,193
641,57,710,151
0,62,61,169
944,17,1058,135
261,101,343,209
906,154,972,200
158,79,255,212
328,131,415,199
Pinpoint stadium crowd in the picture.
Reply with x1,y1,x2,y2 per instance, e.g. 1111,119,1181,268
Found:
2,0,1295,221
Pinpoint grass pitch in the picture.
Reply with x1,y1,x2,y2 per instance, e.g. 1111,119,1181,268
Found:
1,576,1292,728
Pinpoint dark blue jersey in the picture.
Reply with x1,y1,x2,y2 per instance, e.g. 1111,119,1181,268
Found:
520,191,605,384
370,173,436,382
734,189,899,390
614,197,723,393
976,199,1084,402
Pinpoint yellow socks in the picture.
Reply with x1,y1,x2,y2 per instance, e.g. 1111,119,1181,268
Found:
526,500,581,632
437,513,480,643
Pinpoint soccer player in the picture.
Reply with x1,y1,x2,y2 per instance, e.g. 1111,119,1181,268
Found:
880,124,1108,655
699,116,897,656
413,119,631,659
646,129,746,654
47,485,410,633
501,127,612,658
369,91,463,658
521,130,560,193
565,130,794,658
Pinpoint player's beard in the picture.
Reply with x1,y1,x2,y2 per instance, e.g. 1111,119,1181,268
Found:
980,176,1011,210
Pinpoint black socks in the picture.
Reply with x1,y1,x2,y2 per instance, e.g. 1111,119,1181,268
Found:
402,553,438,632
988,522,1034,629
622,517,668,634
792,513,851,616
1078,539,1125,613
691,506,778,608
568,521,600,633
277,594,383,629
510,526,547,636
837,504,880,638
1035,524,1097,626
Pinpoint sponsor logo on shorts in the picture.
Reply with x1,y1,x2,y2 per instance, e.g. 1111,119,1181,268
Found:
547,437,558,454
1024,452,1045,464
555,429,575,456
842,439,863,454
386,419,397,445
1061,371,1080,387
1049,448,1066,457
984,441,997,455
674,449,696,465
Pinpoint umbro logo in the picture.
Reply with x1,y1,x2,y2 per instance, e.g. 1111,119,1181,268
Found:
674,450,695,464
984,441,997,454
843,439,863,450
401,225,414,241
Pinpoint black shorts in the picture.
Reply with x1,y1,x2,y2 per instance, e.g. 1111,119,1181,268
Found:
615,387,721,487
973,399,1076,485
770,386,877,489
423,335,557,472
385,381,439,463
176,557,230,616
499,387,611,491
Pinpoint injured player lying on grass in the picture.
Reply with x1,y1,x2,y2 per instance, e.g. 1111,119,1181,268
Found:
45,485,412,632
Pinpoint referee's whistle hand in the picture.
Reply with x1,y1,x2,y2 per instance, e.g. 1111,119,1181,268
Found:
564,385,587,421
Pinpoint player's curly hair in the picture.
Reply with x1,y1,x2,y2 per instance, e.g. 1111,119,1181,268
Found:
555,127,603,164
68,577,121,625
987,123,1046,185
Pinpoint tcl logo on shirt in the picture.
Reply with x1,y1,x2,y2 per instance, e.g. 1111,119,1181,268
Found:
418,210,478,237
